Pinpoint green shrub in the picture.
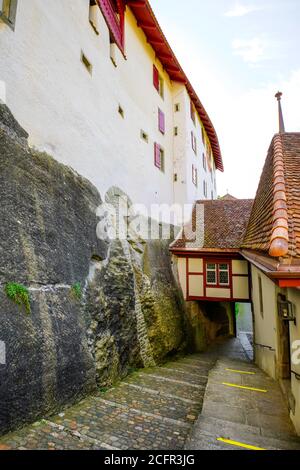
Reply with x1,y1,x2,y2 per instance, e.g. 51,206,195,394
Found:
5,282,31,315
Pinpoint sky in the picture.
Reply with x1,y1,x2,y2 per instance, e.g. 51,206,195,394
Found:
150,0,300,199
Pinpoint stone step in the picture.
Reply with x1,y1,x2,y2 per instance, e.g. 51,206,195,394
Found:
125,372,206,402
101,382,202,423
49,396,190,451
140,367,209,386
185,415,300,451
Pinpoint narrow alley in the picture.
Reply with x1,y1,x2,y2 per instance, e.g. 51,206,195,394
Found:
0,337,299,451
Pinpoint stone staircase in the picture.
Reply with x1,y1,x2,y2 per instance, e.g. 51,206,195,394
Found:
185,357,300,450
0,354,215,451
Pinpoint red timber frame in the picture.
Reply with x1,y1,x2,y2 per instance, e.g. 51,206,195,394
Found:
97,0,126,53
182,253,251,303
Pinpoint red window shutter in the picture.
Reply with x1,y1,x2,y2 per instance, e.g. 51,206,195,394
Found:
158,109,165,134
153,65,159,91
154,143,161,169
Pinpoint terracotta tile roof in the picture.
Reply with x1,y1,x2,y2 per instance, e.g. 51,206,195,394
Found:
171,199,253,251
242,133,300,261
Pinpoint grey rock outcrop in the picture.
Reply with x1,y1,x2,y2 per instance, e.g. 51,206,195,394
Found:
0,105,188,435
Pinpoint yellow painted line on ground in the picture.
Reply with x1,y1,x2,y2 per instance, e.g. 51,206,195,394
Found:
222,382,268,393
217,437,266,451
225,368,256,375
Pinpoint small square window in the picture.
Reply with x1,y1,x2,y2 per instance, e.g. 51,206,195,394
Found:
89,1,100,35
0,0,18,30
110,43,118,67
141,130,148,143
118,105,124,118
81,51,93,75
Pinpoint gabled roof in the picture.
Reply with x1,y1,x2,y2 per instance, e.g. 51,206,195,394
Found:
242,133,300,264
99,0,223,172
220,193,237,201
170,199,253,253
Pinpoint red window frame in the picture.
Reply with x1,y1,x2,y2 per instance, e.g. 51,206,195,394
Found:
205,261,231,288
154,143,164,171
153,65,159,91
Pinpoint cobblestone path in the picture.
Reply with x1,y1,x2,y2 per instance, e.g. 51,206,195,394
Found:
0,354,215,450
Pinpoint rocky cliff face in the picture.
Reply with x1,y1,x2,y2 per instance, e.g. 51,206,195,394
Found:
0,105,187,435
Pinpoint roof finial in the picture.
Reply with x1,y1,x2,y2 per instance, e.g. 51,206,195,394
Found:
275,91,285,134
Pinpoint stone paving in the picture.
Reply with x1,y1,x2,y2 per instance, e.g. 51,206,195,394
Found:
1,337,300,450
185,339,300,451
0,354,215,450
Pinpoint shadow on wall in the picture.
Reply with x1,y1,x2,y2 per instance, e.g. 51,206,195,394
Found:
185,301,235,352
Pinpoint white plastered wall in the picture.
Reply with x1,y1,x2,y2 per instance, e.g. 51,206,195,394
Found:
0,0,217,215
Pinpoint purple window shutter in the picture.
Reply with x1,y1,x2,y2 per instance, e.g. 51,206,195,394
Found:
153,65,159,91
154,143,161,169
158,109,165,134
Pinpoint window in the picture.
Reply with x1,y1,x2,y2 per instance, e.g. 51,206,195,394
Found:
206,263,217,285
118,105,124,118
192,165,198,187
153,65,164,98
206,262,230,287
202,153,207,171
191,101,196,124
203,181,207,198
0,0,17,29
219,263,229,286
174,127,178,136
89,0,100,35
211,191,214,200
174,103,180,112
81,52,93,75
154,143,165,172
174,173,178,182
201,127,205,146
258,276,264,317
110,43,117,67
191,132,197,154
158,108,165,134
140,130,148,143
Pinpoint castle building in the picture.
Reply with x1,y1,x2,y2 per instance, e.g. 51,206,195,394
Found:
0,0,223,212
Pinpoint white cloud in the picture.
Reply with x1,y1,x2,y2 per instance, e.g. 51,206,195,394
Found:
225,2,263,17
232,37,267,63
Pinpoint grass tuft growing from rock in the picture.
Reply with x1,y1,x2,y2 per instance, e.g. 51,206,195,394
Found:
71,282,82,301
5,282,31,315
